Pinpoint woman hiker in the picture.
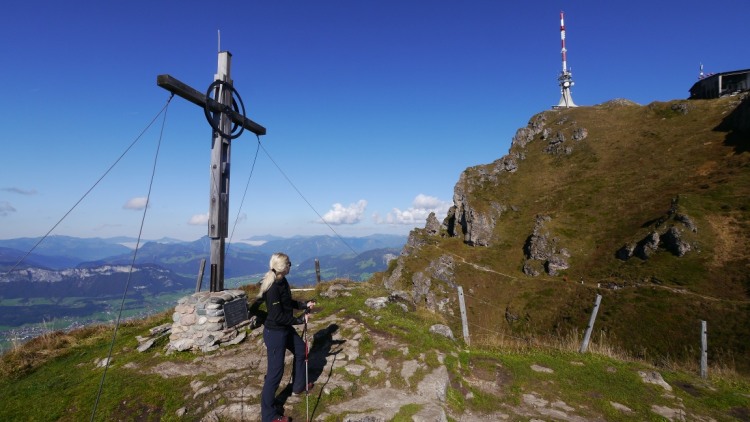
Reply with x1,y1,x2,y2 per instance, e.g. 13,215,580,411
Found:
258,252,316,422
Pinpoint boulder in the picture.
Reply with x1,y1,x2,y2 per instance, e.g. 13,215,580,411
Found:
662,226,692,257
616,243,636,261
671,102,690,115
635,232,660,259
429,324,454,340
364,297,389,310
545,254,570,276
572,127,588,141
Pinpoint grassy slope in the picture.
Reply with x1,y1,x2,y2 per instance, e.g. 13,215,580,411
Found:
0,319,193,421
388,96,750,372
0,281,748,421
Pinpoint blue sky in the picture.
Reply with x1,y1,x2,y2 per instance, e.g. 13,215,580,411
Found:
1,1,748,242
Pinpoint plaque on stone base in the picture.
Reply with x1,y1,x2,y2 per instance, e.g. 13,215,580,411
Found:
224,299,249,328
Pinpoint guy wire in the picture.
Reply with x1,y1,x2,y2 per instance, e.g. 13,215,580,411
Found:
90,96,172,421
2,95,175,280
226,135,261,255
255,138,360,258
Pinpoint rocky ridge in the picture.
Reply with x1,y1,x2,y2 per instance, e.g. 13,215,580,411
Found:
376,95,750,376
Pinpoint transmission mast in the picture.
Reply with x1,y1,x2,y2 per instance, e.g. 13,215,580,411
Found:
555,11,577,108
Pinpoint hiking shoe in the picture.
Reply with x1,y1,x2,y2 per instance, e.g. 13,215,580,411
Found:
271,416,291,422
293,382,314,395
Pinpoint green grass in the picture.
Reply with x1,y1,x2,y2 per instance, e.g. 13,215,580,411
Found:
0,315,192,421
1,281,749,421
392,403,423,421
452,346,750,421
334,272,749,419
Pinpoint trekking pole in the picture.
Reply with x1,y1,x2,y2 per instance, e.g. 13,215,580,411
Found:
304,307,310,422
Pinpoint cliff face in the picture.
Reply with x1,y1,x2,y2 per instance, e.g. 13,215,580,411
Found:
383,95,750,370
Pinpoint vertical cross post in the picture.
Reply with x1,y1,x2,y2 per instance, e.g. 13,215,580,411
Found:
209,52,233,292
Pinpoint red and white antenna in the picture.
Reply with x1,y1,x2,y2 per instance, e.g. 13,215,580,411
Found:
560,11,568,73
555,11,577,108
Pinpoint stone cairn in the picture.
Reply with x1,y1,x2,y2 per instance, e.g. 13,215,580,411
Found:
169,289,250,353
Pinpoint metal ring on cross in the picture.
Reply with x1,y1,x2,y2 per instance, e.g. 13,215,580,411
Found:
203,80,246,140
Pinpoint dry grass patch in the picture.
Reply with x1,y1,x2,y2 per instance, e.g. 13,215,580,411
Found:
705,213,749,267
1,324,111,378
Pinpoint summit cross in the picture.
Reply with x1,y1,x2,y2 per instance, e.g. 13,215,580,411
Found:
157,51,266,292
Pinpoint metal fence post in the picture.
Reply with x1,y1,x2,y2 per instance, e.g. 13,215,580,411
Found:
700,320,708,379
579,294,602,353
457,286,470,346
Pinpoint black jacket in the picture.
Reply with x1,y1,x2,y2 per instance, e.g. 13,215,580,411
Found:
263,276,305,330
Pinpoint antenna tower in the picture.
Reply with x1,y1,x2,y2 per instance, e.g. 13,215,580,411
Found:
555,11,577,108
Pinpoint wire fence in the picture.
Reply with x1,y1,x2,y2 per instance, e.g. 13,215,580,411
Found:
441,289,534,344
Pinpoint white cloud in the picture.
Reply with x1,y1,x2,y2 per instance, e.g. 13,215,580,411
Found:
0,201,16,216
188,213,209,225
413,193,445,209
321,200,367,225
2,187,37,195
381,194,451,225
123,197,148,210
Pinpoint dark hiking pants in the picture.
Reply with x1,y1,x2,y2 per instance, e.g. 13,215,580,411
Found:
261,326,306,422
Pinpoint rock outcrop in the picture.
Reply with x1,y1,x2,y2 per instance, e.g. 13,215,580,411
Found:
440,112,551,248
617,196,698,261
384,251,457,314
523,215,570,277
442,172,499,247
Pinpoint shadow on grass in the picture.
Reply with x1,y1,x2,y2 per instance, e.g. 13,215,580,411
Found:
309,323,345,421
271,323,345,420
714,95,750,153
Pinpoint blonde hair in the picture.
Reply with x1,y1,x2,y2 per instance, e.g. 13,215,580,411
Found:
257,252,290,298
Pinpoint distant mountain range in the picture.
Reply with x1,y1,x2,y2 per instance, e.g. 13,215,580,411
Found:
0,234,405,329
0,233,405,274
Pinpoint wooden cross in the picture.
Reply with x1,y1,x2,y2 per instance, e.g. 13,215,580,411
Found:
157,51,266,292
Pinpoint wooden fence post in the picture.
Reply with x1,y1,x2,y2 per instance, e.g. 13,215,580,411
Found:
195,258,206,293
579,294,602,353
315,259,321,284
700,320,708,379
457,286,470,346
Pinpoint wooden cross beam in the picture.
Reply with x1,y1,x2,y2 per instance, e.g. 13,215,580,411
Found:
157,74,266,136
156,51,266,292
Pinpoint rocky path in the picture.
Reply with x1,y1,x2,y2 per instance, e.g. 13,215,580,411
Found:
129,298,709,422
